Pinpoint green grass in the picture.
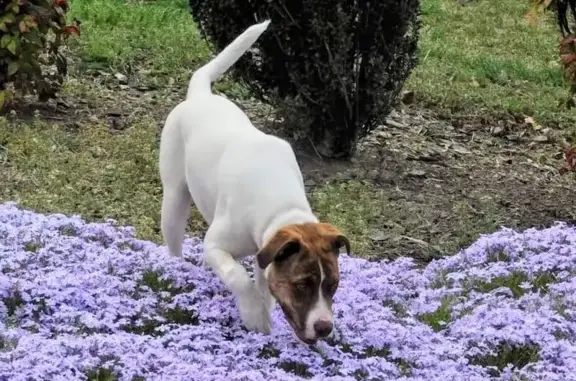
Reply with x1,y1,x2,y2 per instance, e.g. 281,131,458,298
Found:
0,117,164,241
310,181,387,254
310,180,513,258
418,269,558,334
85,368,116,381
407,0,574,124
0,117,378,253
0,117,387,253
416,296,454,332
67,0,245,95
468,271,557,298
69,0,208,79
0,111,544,258
0,117,517,257
470,343,540,377
67,0,573,122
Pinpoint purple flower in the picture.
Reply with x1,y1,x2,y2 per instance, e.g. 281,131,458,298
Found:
0,202,575,380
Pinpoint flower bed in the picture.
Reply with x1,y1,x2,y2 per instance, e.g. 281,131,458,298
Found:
0,202,575,381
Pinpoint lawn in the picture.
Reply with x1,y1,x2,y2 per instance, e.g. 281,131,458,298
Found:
411,0,574,125
67,0,576,124
1,0,575,258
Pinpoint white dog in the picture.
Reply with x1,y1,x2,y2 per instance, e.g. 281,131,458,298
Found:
159,20,350,344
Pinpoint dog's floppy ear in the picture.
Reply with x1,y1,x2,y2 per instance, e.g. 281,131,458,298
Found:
257,231,301,269
332,235,350,256
317,223,350,256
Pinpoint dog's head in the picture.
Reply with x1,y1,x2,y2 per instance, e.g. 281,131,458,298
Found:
256,223,350,345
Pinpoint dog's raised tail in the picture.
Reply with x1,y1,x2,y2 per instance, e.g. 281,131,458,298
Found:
187,20,271,98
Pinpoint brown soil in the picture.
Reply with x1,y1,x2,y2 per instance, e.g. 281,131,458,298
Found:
294,106,576,261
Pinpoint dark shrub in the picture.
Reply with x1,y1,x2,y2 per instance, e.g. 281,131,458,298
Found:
188,0,421,159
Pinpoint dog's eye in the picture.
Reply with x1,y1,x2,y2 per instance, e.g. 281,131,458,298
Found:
295,278,314,292
296,282,308,292
325,281,338,294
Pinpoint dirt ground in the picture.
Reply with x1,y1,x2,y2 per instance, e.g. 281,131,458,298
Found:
294,105,576,261
4,79,576,263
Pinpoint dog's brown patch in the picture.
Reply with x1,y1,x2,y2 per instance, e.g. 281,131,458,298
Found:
256,223,350,342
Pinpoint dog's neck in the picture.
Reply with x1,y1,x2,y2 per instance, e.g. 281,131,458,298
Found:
259,208,318,250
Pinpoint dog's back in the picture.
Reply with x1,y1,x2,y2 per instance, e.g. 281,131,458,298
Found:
160,20,304,236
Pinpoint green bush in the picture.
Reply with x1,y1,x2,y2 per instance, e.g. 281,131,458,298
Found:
0,0,79,109
188,0,421,159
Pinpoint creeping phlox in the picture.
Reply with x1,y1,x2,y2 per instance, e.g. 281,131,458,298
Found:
0,202,575,381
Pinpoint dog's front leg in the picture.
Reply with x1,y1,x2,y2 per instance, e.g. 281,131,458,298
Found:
204,246,272,334
254,262,275,315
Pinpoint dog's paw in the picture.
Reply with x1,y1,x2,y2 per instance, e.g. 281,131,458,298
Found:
238,295,272,335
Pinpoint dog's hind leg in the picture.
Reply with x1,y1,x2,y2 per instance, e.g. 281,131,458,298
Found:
161,184,191,257
159,110,191,257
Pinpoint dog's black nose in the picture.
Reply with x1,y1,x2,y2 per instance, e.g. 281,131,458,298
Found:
313,320,333,338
